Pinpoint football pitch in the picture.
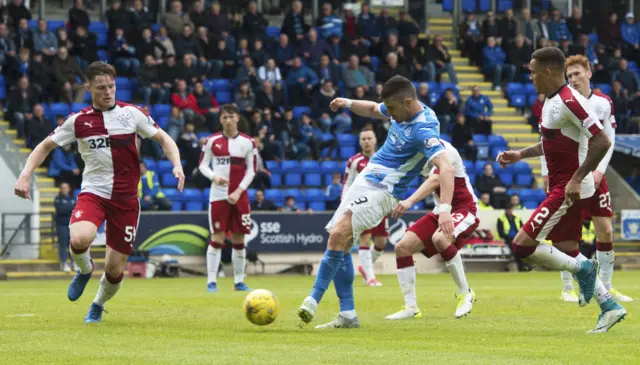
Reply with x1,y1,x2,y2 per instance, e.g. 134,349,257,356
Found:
1,271,639,365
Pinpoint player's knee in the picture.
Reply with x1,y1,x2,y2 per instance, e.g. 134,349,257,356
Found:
431,231,451,252
373,237,387,251
594,220,613,241
69,233,91,250
394,240,413,257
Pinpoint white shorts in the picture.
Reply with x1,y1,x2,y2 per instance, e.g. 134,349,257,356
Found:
325,175,398,242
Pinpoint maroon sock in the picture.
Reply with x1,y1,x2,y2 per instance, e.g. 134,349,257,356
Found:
513,244,536,259
359,245,370,250
210,240,224,249
440,244,458,262
396,256,414,269
105,272,124,284
232,243,245,250
596,241,613,251
565,249,580,258
70,245,89,254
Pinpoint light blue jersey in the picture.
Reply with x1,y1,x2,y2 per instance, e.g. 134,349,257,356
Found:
365,102,444,200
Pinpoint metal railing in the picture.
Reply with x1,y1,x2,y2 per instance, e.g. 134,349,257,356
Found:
1,213,56,258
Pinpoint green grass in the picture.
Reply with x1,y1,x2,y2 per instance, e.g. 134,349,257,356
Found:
1,271,640,365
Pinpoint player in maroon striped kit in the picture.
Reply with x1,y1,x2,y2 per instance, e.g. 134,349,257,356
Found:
14,62,185,323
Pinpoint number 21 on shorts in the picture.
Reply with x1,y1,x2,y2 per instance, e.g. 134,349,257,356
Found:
599,192,612,211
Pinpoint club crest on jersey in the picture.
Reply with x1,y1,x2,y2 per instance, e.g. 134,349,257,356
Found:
116,111,133,128
403,126,412,137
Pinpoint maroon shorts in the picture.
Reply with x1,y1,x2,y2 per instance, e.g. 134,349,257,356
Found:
208,195,251,234
408,210,480,258
70,192,140,255
523,187,587,243
583,176,614,218
363,217,389,237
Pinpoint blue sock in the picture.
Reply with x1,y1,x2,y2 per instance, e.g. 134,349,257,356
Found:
310,250,344,303
333,253,355,312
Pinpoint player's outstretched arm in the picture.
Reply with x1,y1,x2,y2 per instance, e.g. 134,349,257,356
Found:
15,137,58,200
431,153,455,238
152,129,185,192
392,174,439,218
496,142,543,167
329,98,388,120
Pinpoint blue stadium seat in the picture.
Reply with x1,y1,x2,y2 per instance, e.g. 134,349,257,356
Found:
47,20,65,30
71,103,89,112
587,32,599,45
518,188,534,200
524,83,536,95
265,189,283,202
411,201,425,210
162,188,182,211
157,160,174,174
247,189,256,201
461,0,476,12
207,79,232,92
506,82,525,96
115,90,132,101
281,160,300,172
181,189,202,201
472,134,487,144
49,103,70,118
265,26,280,38
475,160,490,172
499,173,513,186
534,188,547,202
595,83,612,95
305,189,325,201
321,160,341,173
215,91,232,104
513,161,532,174
96,32,107,47
155,117,168,129
324,173,334,186
203,188,210,199
440,133,451,143
161,173,178,187
285,173,302,186
88,22,106,33
270,173,282,187
284,189,302,201
143,158,157,171
463,159,475,175
340,146,357,159
370,56,381,72
74,188,81,197
115,77,131,89
293,106,311,120
304,173,322,187
468,174,476,185
197,132,210,140
337,133,357,146
491,146,507,159
510,94,526,108
478,0,491,10
516,173,533,187
265,160,281,173
308,201,326,211
301,160,321,172
497,0,513,12
185,202,204,211
488,135,508,147
523,200,538,209
442,0,453,11
528,94,537,107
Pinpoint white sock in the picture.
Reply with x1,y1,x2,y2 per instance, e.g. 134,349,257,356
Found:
206,244,221,284
93,273,122,306
445,253,471,294
596,250,615,290
527,245,581,273
397,265,417,308
232,248,246,284
371,248,383,263
340,310,357,319
70,248,92,274
561,252,587,290
358,248,375,281
594,277,613,304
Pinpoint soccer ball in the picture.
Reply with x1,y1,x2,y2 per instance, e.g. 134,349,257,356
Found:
243,289,280,326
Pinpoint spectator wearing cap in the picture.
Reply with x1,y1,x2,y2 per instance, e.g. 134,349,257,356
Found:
621,12,639,62
600,12,622,48
154,26,176,58
357,3,379,44
506,35,531,82
281,0,308,45
299,28,335,68
243,1,268,42
312,79,351,133
482,36,514,90
464,85,493,135
163,0,195,39
286,56,318,106
548,9,570,44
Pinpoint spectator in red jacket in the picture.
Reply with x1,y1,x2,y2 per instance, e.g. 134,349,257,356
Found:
171,79,201,126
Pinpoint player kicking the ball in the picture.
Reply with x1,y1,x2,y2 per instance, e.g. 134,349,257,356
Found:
342,128,388,287
14,62,185,323
297,75,456,329
386,140,479,320
546,55,632,303
497,47,626,333
199,104,257,292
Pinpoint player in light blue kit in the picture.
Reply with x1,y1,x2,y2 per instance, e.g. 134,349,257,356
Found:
297,76,456,328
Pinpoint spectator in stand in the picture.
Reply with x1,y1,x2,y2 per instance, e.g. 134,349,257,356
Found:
499,9,519,44
71,26,98,68
343,55,369,96
510,194,523,209
404,34,432,81
530,92,545,132
14,18,33,51
626,167,640,194
252,190,279,211
130,0,154,42
235,81,256,113
273,33,295,72
482,11,501,43
477,163,508,208
316,2,342,40
28,51,52,97
105,0,133,42
507,35,532,82
451,112,477,161
252,39,268,67
257,111,285,161
548,9,570,44
236,56,260,90
611,81,630,133
497,203,525,271
417,82,432,107
242,1,268,42
621,13,640,62
192,81,219,131
482,36,514,90
277,109,308,160
49,144,80,187
26,104,52,148
434,88,459,132
55,182,75,272
537,11,551,42
176,123,200,176
188,0,207,31
315,54,340,85
281,0,307,45
379,52,410,82
196,26,220,76
32,21,55,60
432,34,458,83
110,27,140,75
174,24,202,61
464,85,494,135
600,12,622,48
256,80,285,112
286,56,318,106
163,0,194,39
458,13,482,65
341,35,368,65
376,9,398,38
159,54,178,88
171,79,200,125
69,0,90,35
570,34,597,65
478,193,494,210
397,11,420,39
167,106,185,141
155,26,176,58
381,32,404,62
357,3,379,45
520,9,538,47
312,79,351,133
325,173,342,210
7,0,30,29
207,2,235,52
282,195,302,212
56,27,73,52
212,38,236,78
137,28,166,63
176,54,200,87
615,58,640,95
299,113,338,160
8,76,39,138
592,44,615,83
567,6,587,42
139,162,172,211
300,28,334,68
6,47,31,86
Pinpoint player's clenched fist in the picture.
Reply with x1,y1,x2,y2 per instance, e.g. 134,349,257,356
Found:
213,176,228,186
14,176,31,200
173,166,186,193
496,150,521,168
329,98,351,112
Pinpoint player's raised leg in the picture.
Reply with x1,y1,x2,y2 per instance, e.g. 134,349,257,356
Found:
593,216,633,301
385,231,423,320
68,220,99,301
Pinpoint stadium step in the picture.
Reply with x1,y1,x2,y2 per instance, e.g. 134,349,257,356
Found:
0,258,106,272
454,65,480,73
5,270,127,280
429,18,452,26
459,89,502,97
492,107,519,116
492,124,532,133
442,73,483,81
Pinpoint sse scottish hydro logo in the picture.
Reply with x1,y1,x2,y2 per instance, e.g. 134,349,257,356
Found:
138,224,210,255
